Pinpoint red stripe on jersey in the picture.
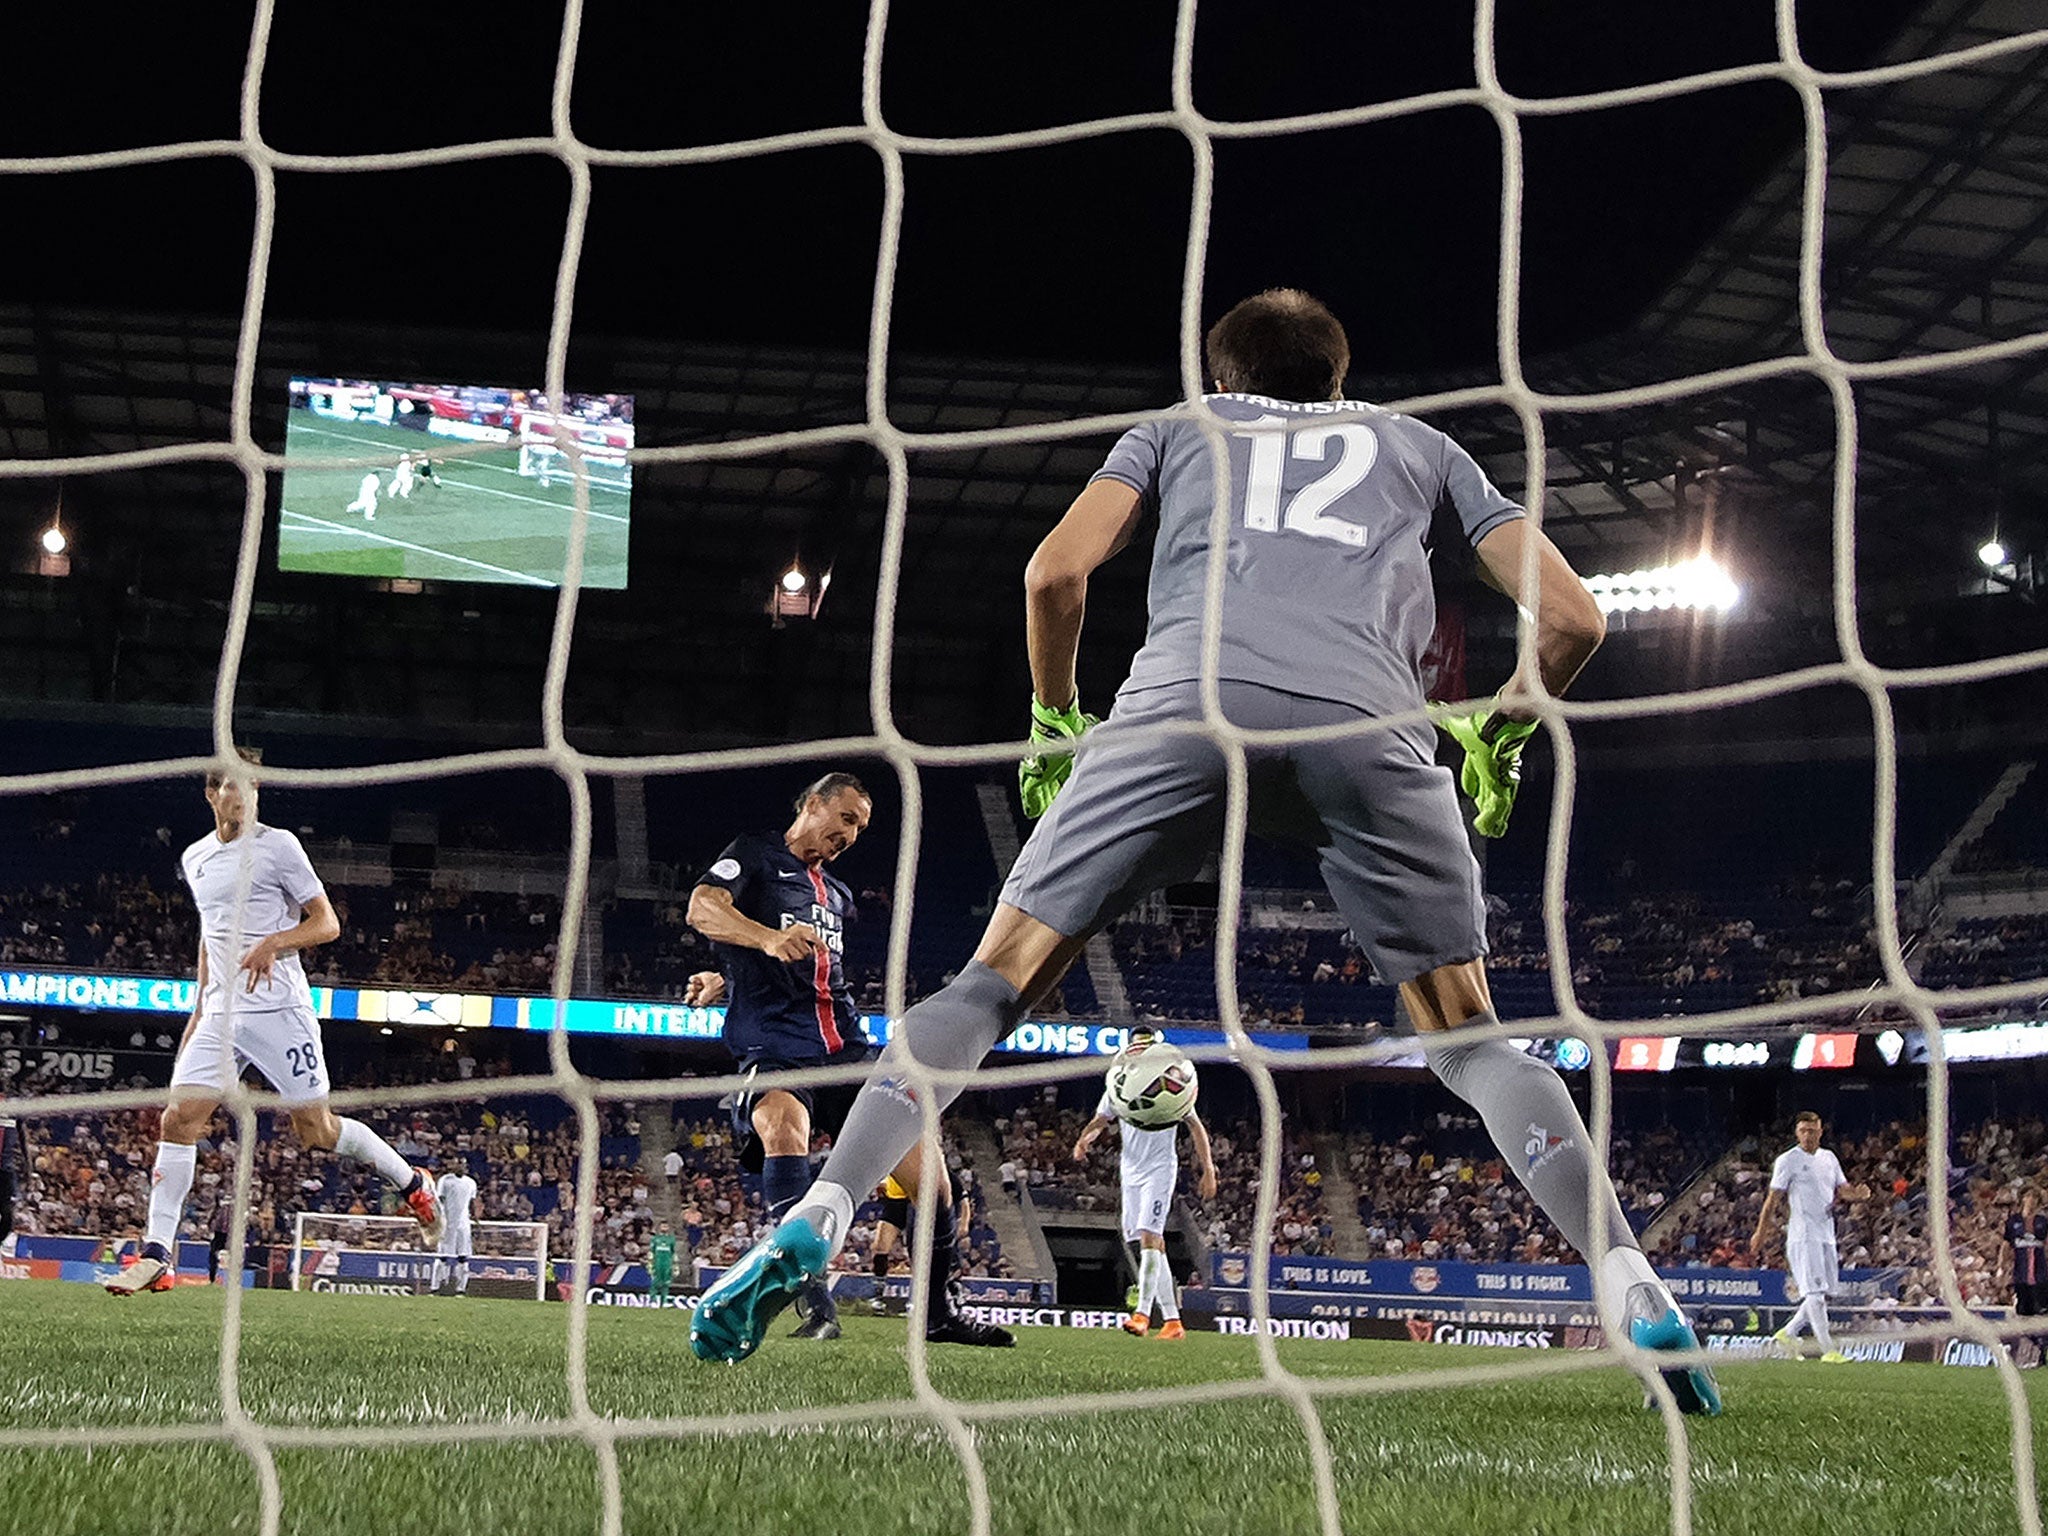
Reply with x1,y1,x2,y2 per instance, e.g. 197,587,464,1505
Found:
804,866,842,1053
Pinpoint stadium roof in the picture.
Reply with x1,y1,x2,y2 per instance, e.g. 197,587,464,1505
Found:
0,0,2043,751
1439,0,2048,601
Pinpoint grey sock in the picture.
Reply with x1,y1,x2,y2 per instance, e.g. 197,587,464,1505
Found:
1423,1025,1636,1261
814,961,1026,1214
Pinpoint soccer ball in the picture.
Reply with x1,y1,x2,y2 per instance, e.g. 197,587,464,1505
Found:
1104,1040,1199,1129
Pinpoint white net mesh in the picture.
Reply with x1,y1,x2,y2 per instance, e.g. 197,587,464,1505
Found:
1,3,2046,1535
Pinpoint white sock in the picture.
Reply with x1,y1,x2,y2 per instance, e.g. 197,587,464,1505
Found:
1804,1294,1834,1352
1150,1249,1180,1321
431,1259,447,1292
1136,1247,1169,1320
146,1143,197,1256
1783,1298,1809,1338
333,1117,414,1188
454,1259,469,1294
1598,1245,1675,1334
788,1181,857,1259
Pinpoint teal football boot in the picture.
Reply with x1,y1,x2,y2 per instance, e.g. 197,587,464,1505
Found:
689,1217,832,1363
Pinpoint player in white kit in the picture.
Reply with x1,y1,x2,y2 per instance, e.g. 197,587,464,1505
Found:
432,1156,480,1296
1751,1111,1870,1361
348,470,381,520
105,752,444,1295
1071,1031,1218,1339
388,454,417,501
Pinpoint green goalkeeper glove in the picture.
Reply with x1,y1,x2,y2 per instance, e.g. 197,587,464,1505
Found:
1431,702,1539,839
1019,695,1098,819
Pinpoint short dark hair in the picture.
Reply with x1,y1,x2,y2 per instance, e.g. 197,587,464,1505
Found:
1205,289,1350,402
205,745,263,791
1795,1111,1822,1128
794,771,870,812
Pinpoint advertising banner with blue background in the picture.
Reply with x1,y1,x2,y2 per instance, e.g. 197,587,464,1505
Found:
0,968,1306,1057
1213,1252,1898,1307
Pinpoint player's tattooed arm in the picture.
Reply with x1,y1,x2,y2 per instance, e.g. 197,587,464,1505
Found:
1072,1113,1116,1162
1749,1188,1785,1254
686,884,821,962
177,939,209,1055
1186,1113,1219,1201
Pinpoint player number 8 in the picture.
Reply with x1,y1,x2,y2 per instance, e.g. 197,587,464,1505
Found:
1234,418,1377,548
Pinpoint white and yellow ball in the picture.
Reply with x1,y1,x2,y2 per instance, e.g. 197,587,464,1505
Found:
1103,1039,1199,1129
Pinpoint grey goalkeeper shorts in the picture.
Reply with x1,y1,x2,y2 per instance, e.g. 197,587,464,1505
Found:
1000,680,1486,986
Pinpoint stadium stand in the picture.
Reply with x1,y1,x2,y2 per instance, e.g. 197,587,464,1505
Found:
1954,763,2048,874
6,730,2045,1032
1647,1115,2048,1305
2,1033,1012,1279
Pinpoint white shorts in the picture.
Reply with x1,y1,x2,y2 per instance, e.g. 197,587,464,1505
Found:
168,1004,331,1106
1121,1174,1175,1241
1787,1237,1839,1298
439,1226,473,1259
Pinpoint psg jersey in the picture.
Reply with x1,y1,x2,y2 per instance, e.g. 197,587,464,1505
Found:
697,831,863,1062
2008,1213,2047,1287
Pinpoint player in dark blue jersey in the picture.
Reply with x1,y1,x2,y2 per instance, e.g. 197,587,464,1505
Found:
690,792,866,1077
2008,1187,2045,1357
686,772,1010,1350
0,1111,18,1254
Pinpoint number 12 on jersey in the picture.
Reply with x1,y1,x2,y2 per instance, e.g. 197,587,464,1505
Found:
1235,417,1377,548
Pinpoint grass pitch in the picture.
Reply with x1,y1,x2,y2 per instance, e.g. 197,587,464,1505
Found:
2,1283,2041,1536
278,414,631,590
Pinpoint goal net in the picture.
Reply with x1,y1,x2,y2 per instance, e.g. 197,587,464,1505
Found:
3,6,2047,1536
291,1214,548,1302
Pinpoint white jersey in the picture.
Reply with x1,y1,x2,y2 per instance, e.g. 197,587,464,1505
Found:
1098,1093,1180,1185
181,823,325,1016
353,472,380,505
1770,1145,1846,1243
435,1174,477,1231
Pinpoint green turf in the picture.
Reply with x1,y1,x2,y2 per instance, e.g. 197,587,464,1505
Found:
3,1284,2041,1535
279,414,631,590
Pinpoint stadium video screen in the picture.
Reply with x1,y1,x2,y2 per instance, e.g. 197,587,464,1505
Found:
277,378,633,589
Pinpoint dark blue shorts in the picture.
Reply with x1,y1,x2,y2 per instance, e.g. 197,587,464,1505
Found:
728,1043,877,1172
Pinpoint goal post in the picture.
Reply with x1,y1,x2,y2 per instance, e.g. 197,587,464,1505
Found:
291,1212,549,1301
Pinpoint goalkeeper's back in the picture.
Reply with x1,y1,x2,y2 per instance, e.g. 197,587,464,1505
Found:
1093,390,1524,717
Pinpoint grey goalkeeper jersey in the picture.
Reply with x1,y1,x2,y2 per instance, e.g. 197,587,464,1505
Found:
1092,393,1524,715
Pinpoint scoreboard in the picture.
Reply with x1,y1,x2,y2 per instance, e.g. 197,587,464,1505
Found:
1610,1031,1860,1071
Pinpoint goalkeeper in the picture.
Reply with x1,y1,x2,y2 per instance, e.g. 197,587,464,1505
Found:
648,1221,677,1307
698,289,1719,1416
